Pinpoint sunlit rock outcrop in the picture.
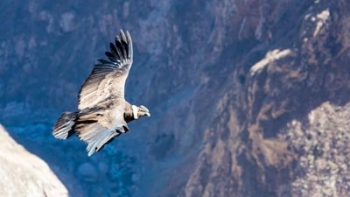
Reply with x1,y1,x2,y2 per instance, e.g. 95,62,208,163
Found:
0,124,68,197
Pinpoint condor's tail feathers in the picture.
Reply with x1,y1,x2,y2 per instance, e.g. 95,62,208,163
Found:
53,112,78,139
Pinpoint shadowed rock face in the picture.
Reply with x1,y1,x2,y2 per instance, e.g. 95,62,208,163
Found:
183,1,350,197
1,0,350,197
0,124,68,197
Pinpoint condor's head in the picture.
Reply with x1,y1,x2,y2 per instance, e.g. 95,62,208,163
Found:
125,105,150,123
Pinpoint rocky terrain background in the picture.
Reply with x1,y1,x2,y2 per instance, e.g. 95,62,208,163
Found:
0,0,349,197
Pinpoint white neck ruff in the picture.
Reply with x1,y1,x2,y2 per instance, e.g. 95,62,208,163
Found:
132,105,139,119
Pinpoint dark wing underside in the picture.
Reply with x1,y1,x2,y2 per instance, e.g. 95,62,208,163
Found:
78,30,133,110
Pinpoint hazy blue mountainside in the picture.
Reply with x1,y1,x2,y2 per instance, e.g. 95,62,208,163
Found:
1,0,350,197
1,0,229,196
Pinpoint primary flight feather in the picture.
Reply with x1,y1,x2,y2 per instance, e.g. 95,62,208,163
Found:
53,30,150,156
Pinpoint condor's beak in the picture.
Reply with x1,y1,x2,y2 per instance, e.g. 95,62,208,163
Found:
139,105,151,117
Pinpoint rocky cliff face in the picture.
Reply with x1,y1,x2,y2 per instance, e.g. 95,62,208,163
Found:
0,124,68,197
1,0,350,197
183,1,350,197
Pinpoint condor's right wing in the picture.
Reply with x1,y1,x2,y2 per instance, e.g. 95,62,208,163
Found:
78,30,133,110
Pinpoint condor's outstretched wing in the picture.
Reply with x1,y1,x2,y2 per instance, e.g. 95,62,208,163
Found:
75,100,129,156
78,30,133,110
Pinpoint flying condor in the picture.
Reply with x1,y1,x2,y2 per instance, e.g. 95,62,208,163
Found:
53,30,150,156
